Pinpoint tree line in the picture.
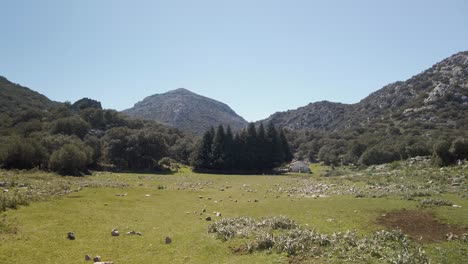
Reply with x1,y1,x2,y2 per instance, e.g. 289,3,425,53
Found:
191,123,293,172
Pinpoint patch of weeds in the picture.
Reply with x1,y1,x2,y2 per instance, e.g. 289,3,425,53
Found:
209,216,430,263
0,214,17,237
419,198,453,207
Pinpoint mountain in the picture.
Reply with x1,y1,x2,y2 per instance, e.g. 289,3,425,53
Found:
0,76,59,116
122,88,248,134
260,51,468,131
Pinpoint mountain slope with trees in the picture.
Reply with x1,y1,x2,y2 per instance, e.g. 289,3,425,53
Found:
122,88,248,134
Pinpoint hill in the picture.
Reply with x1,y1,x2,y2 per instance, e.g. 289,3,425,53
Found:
260,51,468,131
122,88,248,134
0,76,60,117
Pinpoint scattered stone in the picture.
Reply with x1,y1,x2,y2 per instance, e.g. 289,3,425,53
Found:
0,182,6,187
446,232,458,241
254,199,259,203
145,194,151,197
115,193,127,197
93,256,101,262
67,232,75,240
136,232,142,236
85,254,91,261
94,262,114,264
165,236,172,244
127,230,136,235
104,203,108,206
198,196,203,199
111,229,120,236
202,208,206,213
216,212,222,217
452,204,462,208
207,197,212,200
2,189,8,193
206,216,212,221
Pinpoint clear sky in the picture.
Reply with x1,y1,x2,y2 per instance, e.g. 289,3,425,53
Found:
1,0,467,121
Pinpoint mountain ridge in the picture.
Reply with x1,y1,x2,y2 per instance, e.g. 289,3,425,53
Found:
259,51,468,131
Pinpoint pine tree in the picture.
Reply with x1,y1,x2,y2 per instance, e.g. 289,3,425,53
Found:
212,125,226,169
280,129,293,162
266,122,284,167
224,125,234,169
193,127,214,169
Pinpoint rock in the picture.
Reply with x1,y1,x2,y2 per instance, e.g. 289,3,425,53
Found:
93,256,102,262
0,182,6,187
127,230,136,235
215,212,222,217
94,262,114,264
205,216,212,221
145,194,151,197
198,196,203,199
254,199,259,202
165,236,172,244
136,231,142,236
67,232,75,240
2,189,8,193
111,229,120,236
85,255,92,261
201,208,206,213
452,204,462,208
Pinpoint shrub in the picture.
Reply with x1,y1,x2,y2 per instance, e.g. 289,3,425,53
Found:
48,144,90,176
2,137,46,169
51,117,90,139
359,147,399,166
432,140,454,166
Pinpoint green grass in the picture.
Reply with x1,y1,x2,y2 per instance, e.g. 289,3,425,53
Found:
0,166,467,263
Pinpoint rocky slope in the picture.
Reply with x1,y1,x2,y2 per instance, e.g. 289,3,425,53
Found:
260,51,468,131
123,88,248,134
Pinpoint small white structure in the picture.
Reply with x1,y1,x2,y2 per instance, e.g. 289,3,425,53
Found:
289,161,310,173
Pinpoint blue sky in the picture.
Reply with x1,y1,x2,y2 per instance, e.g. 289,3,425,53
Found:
1,0,467,121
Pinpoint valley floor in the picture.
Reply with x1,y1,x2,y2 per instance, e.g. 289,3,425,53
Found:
0,163,467,263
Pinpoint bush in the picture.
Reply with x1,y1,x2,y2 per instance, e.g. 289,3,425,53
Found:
450,138,468,161
51,117,90,139
432,140,454,166
359,147,399,166
2,137,46,169
48,144,91,175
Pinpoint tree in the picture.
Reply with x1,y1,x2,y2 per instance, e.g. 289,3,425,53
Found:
48,143,90,175
51,117,90,139
432,140,454,166
266,122,284,167
2,137,46,169
212,125,226,169
280,129,293,162
450,137,468,161
191,127,215,169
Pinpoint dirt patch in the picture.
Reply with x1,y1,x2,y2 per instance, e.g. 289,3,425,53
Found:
377,210,467,243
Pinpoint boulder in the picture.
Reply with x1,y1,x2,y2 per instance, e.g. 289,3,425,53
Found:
85,255,91,261
111,229,120,236
67,232,75,240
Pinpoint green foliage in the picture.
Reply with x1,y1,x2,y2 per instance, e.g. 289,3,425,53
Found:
104,128,168,170
48,143,91,176
359,146,400,166
51,116,90,139
1,137,46,169
192,123,292,172
432,140,454,166
450,137,468,161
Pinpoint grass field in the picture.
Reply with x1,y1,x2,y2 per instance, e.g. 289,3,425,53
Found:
0,163,467,263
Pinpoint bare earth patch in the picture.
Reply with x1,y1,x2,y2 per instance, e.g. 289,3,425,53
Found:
377,210,468,243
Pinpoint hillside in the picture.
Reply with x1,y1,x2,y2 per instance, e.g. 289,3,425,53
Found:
260,51,468,131
0,76,60,116
122,88,248,134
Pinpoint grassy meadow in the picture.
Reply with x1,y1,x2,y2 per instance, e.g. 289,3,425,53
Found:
0,162,467,263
